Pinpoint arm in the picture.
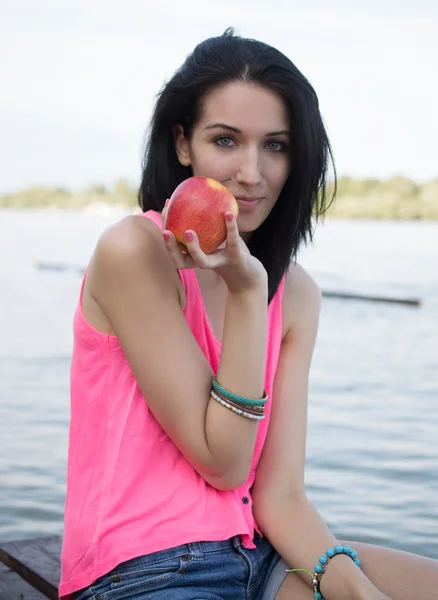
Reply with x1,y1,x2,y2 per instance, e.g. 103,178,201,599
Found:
252,265,387,600
88,215,267,490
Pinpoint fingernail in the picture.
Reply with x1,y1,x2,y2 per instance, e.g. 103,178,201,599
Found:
165,199,170,207
226,212,234,222
162,232,170,242
185,231,193,242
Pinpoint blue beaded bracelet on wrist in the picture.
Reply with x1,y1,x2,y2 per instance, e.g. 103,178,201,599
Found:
211,377,268,407
286,544,361,600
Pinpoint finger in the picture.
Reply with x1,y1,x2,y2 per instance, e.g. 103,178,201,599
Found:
162,230,195,269
224,212,240,254
182,230,212,269
161,199,170,229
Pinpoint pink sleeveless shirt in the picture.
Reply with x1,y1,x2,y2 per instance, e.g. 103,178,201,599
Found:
59,210,285,599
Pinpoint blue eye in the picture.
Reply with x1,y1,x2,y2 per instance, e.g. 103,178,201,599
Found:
266,140,286,152
215,136,236,147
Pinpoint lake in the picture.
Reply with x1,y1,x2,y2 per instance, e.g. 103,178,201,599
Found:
0,209,437,559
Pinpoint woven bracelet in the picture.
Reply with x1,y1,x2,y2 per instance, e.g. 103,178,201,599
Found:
211,389,265,415
212,377,268,407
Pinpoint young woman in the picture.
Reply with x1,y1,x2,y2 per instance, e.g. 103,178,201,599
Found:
60,29,438,600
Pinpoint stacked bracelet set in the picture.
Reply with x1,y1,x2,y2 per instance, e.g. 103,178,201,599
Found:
210,377,268,421
286,545,362,600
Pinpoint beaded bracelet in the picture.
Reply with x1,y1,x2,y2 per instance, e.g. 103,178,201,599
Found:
212,377,268,407
210,390,265,420
286,544,361,600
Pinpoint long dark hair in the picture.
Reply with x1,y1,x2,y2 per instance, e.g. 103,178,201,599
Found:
139,28,336,303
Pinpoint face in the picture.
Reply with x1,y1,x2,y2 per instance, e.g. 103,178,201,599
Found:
174,81,291,240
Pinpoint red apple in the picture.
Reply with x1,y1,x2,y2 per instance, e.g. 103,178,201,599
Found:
166,176,239,254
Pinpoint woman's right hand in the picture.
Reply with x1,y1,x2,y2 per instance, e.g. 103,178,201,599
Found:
161,206,268,295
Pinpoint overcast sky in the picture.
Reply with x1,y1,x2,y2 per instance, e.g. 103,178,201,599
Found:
1,0,437,193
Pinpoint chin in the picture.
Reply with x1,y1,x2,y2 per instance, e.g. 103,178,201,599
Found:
236,219,256,234
237,213,268,235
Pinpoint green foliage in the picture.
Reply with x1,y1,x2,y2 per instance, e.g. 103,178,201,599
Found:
1,177,437,219
326,176,438,220
0,180,139,210
0,186,72,208
87,184,107,195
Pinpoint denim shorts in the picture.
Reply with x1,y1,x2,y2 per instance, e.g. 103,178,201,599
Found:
74,533,289,600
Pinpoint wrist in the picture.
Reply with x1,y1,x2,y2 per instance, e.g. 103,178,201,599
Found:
318,554,362,599
350,575,390,600
321,564,386,600
227,279,268,301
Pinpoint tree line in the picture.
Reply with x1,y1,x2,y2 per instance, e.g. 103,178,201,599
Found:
1,176,437,219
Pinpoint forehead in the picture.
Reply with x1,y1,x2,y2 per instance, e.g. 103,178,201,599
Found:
198,81,289,132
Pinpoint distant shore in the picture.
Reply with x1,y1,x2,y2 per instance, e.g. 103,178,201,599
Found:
1,176,437,220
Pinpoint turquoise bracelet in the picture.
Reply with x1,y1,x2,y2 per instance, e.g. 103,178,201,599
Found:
212,377,268,407
286,544,361,600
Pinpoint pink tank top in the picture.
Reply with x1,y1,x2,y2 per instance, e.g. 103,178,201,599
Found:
59,210,285,599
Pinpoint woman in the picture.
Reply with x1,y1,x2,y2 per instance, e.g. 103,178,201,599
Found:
60,29,438,600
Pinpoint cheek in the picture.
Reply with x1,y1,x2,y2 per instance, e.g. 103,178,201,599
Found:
265,156,290,189
192,147,236,179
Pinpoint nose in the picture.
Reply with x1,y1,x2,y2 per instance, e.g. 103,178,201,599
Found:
235,147,262,187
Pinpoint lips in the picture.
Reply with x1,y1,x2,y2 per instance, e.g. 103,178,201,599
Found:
235,197,264,202
234,197,264,211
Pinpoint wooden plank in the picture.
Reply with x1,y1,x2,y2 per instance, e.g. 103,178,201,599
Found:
0,536,62,600
0,562,47,599
322,289,421,306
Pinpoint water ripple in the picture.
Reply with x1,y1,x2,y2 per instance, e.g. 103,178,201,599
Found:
0,213,437,559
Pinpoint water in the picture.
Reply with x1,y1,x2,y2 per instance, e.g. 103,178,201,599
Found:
0,210,437,559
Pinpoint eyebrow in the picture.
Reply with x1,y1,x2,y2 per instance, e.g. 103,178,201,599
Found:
204,122,291,136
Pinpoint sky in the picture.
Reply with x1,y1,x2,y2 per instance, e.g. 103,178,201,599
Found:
1,0,437,194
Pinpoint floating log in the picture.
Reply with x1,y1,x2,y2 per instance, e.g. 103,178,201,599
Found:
35,261,85,275
35,262,422,307
322,290,421,307
0,536,61,599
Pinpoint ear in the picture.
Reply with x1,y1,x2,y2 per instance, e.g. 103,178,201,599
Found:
173,124,192,167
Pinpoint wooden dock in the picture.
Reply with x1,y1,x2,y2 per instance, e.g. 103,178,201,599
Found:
0,536,61,599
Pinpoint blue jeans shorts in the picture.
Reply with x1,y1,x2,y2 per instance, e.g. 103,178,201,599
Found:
74,533,289,600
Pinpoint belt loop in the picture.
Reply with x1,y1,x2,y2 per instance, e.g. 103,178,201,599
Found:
232,535,242,549
188,541,204,559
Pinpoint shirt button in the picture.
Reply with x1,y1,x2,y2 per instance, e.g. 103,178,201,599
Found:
242,496,249,505
112,575,121,582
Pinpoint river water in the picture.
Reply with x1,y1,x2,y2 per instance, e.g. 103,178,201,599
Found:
0,209,437,558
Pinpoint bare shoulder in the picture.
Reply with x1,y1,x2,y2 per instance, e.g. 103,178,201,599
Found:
283,262,321,306
282,262,322,341
95,214,163,264
83,215,182,333
87,214,171,301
